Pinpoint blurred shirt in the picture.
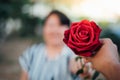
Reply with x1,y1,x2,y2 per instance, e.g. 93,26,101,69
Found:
19,43,80,80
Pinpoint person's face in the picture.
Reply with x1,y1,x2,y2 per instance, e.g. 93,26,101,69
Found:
43,14,68,46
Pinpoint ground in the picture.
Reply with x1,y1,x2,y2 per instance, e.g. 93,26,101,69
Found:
0,38,33,80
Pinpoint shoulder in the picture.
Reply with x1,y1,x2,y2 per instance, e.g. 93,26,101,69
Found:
62,45,75,57
31,43,45,49
21,43,45,57
27,43,45,51
19,43,45,72
64,45,74,53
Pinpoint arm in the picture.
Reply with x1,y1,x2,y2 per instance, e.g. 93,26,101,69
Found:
86,38,120,80
20,70,28,80
19,46,35,80
104,63,120,80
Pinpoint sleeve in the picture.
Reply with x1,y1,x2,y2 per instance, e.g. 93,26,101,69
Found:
19,45,37,72
66,47,77,59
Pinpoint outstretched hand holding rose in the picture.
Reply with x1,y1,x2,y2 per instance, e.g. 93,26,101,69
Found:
63,20,120,80
63,20,102,79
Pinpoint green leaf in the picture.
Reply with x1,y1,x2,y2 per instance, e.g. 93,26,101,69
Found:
76,69,83,75
75,56,82,61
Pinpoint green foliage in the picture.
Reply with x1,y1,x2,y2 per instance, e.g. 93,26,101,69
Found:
0,0,29,19
19,17,40,37
78,16,90,20
98,21,110,28
0,0,43,38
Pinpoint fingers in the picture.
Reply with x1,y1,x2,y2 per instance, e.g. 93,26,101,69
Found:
100,38,113,45
77,59,82,69
113,44,118,50
100,38,118,50
84,38,114,63
83,64,89,73
84,57,92,63
69,59,82,74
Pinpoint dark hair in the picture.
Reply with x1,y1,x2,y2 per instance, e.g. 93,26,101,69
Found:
44,10,71,27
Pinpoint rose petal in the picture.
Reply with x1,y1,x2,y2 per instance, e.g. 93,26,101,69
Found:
63,20,102,57
79,20,91,26
70,22,79,28
90,21,102,33
64,29,70,39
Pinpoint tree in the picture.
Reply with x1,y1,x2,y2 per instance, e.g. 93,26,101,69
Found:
0,0,41,39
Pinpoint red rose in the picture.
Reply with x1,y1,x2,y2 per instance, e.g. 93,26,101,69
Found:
63,20,102,57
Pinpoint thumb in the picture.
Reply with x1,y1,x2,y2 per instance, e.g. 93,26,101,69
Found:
84,57,92,63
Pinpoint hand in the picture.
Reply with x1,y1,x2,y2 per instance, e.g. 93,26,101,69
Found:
85,38,120,80
69,58,91,79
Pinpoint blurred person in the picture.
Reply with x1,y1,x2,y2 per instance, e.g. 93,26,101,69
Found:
19,10,90,80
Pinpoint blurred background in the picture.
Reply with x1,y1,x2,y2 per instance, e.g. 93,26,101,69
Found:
0,0,120,80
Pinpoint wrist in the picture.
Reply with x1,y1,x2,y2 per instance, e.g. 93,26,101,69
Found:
103,62,120,80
